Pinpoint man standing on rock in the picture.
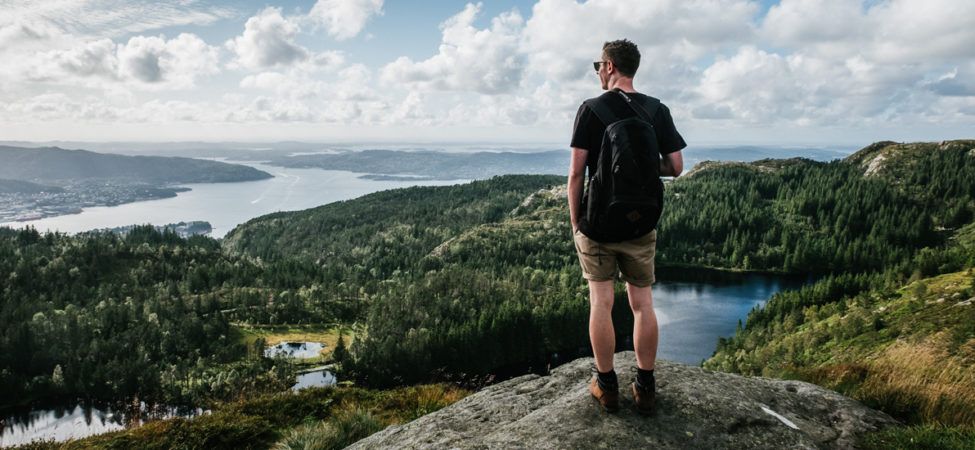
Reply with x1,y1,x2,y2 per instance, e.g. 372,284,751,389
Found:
568,39,685,414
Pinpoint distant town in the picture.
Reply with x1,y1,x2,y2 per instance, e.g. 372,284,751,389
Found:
0,181,188,223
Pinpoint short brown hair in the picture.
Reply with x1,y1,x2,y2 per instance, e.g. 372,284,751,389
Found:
602,39,640,78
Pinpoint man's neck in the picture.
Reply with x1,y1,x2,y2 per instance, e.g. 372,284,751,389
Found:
607,77,636,93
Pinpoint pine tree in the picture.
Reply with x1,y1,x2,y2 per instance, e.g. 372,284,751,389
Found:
332,333,349,365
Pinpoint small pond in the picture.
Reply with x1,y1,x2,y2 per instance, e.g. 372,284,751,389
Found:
264,341,327,359
293,369,338,392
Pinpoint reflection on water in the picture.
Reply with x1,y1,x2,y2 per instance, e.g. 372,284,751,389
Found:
0,366,341,447
293,370,337,392
651,268,809,365
265,341,327,359
0,402,206,447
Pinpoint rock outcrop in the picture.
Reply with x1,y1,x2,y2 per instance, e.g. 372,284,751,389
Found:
350,352,899,449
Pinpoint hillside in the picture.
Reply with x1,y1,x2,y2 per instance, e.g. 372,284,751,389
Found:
222,174,566,274
705,222,975,426
272,149,567,180
0,179,64,194
659,140,974,274
0,145,271,184
219,141,975,389
0,145,273,222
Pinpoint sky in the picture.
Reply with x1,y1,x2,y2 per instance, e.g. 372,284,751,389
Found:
1,0,973,146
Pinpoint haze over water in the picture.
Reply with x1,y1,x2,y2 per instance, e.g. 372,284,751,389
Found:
2,161,467,238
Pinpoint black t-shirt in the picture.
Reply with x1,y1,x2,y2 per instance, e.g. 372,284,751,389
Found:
570,90,686,173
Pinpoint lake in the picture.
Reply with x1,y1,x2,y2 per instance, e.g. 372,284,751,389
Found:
0,161,468,238
651,269,808,365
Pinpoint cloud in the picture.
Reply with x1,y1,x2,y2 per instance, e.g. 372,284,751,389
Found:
522,0,757,84
762,0,975,64
388,91,431,124
867,0,975,63
381,3,527,95
239,62,380,104
762,0,866,48
695,47,803,123
43,39,119,80
10,33,218,89
308,0,384,40
692,104,734,120
714,0,975,129
2,0,234,39
227,7,309,70
4,0,975,142
926,68,975,97
118,34,220,87
0,16,67,50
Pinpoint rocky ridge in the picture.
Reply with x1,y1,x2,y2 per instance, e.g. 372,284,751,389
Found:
350,352,898,449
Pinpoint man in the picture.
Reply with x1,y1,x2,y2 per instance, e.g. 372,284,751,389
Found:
568,39,685,414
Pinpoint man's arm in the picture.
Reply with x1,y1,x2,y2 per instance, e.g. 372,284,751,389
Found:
659,150,683,177
568,147,589,231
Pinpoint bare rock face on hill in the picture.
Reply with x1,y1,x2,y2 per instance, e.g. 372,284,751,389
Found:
349,351,898,449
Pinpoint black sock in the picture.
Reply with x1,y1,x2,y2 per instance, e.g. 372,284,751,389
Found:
636,368,654,391
597,369,618,391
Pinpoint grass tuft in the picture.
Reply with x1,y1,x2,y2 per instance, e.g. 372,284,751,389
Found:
802,336,975,426
859,424,975,450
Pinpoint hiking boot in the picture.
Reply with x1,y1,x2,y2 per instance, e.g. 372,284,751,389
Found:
589,377,619,412
632,382,655,415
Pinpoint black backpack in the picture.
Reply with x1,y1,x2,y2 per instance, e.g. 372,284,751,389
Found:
578,88,664,243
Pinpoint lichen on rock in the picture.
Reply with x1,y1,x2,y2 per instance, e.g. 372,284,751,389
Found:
349,352,898,449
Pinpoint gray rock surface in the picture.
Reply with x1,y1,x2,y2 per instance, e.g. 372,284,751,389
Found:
349,351,899,449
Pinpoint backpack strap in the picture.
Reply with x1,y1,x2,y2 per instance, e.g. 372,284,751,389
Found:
614,88,661,124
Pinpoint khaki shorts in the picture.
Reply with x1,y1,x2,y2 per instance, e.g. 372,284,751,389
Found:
573,228,657,286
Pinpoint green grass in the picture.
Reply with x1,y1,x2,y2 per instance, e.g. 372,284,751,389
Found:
859,425,975,450
273,408,382,450
707,265,975,432
781,271,975,426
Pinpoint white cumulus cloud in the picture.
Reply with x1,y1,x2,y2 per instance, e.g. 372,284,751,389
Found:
522,0,758,84
119,34,220,88
227,7,309,70
308,0,384,40
9,33,218,89
381,3,526,95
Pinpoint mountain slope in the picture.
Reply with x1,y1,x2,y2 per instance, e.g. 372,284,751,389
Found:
222,174,565,278
0,179,64,194
705,223,975,426
0,145,271,183
220,141,975,391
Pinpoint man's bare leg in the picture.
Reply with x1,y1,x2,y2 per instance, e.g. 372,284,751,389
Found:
627,282,658,370
588,279,616,372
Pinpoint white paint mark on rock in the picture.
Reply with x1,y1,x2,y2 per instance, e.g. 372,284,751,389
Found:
760,404,800,430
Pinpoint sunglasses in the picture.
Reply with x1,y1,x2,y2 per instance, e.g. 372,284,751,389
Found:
593,60,607,72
